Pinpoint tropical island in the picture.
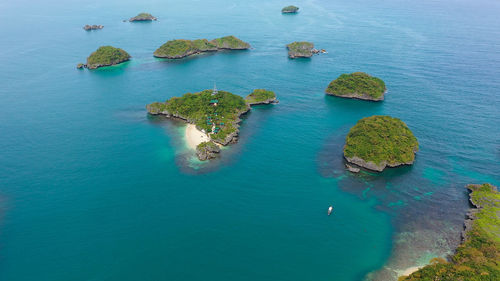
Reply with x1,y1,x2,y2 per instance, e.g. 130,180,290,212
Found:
129,12,157,22
400,183,500,281
78,46,130,69
153,36,250,59
83,24,103,31
286,41,315,58
343,115,418,172
282,5,299,13
147,87,277,160
326,72,387,101
245,89,278,105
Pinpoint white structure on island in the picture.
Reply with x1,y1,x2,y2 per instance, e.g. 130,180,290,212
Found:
212,82,218,96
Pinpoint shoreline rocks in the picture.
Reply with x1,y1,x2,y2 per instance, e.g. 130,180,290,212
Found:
83,25,103,31
196,141,221,161
345,164,360,173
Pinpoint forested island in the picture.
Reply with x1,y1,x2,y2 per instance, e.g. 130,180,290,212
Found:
326,72,386,101
287,41,314,58
153,36,250,59
343,115,418,172
78,46,130,69
147,88,277,160
400,183,500,281
282,5,299,13
245,89,278,105
129,13,157,22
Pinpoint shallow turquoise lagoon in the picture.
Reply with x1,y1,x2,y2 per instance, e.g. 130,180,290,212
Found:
0,0,499,280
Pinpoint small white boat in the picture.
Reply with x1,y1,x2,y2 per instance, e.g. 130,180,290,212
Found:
328,206,333,215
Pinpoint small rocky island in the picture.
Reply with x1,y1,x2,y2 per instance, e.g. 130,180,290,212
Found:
282,5,299,13
326,72,387,101
147,87,277,160
245,89,278,105
83,25,103,31
343,115,418,172
129,13,157,22
78,46,130,69
400,183,500,280
286,42,325,58
153,36,250,59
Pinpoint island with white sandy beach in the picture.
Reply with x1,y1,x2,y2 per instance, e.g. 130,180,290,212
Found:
147,87,277,160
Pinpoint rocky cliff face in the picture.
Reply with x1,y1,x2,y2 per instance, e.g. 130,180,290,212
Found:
196,142,221,161
246,97,279,106
344,154,416,172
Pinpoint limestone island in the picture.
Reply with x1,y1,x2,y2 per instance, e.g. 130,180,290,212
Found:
79,46,131,70
282,5,299,13
153,36,250,59
146,87,277,161
83,25,103,31
286,42,325,58
287,41,314,58
343,115,418,172
326,72,387,101
245,89,278,105
400,183,500,280
129,13,157,22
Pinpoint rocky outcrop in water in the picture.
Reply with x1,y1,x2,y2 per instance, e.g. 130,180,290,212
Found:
129,13,157,22
83,25,103,31
196,141,221,161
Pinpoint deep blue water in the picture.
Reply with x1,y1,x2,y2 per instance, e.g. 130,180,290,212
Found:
0,0,499,280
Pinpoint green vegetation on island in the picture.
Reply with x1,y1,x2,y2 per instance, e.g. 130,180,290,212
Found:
210,36,250,49
400,183,500,281
129,13,157,22
147,89,249,145
85,46,130,69
326,72,387,101
282,5,299,13
286,41,314,58
196,141,221,161
147,88,278,159
153,36,250,59
344,115,418,172
245,89,277,105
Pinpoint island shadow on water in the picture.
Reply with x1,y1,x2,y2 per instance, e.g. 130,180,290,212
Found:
146,105,274,174
317,131,469,281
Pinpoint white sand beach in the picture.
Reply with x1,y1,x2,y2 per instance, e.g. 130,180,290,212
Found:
185,124,210,150
400,266,422,277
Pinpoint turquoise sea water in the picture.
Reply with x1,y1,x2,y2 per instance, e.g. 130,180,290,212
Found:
1,0,499,280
